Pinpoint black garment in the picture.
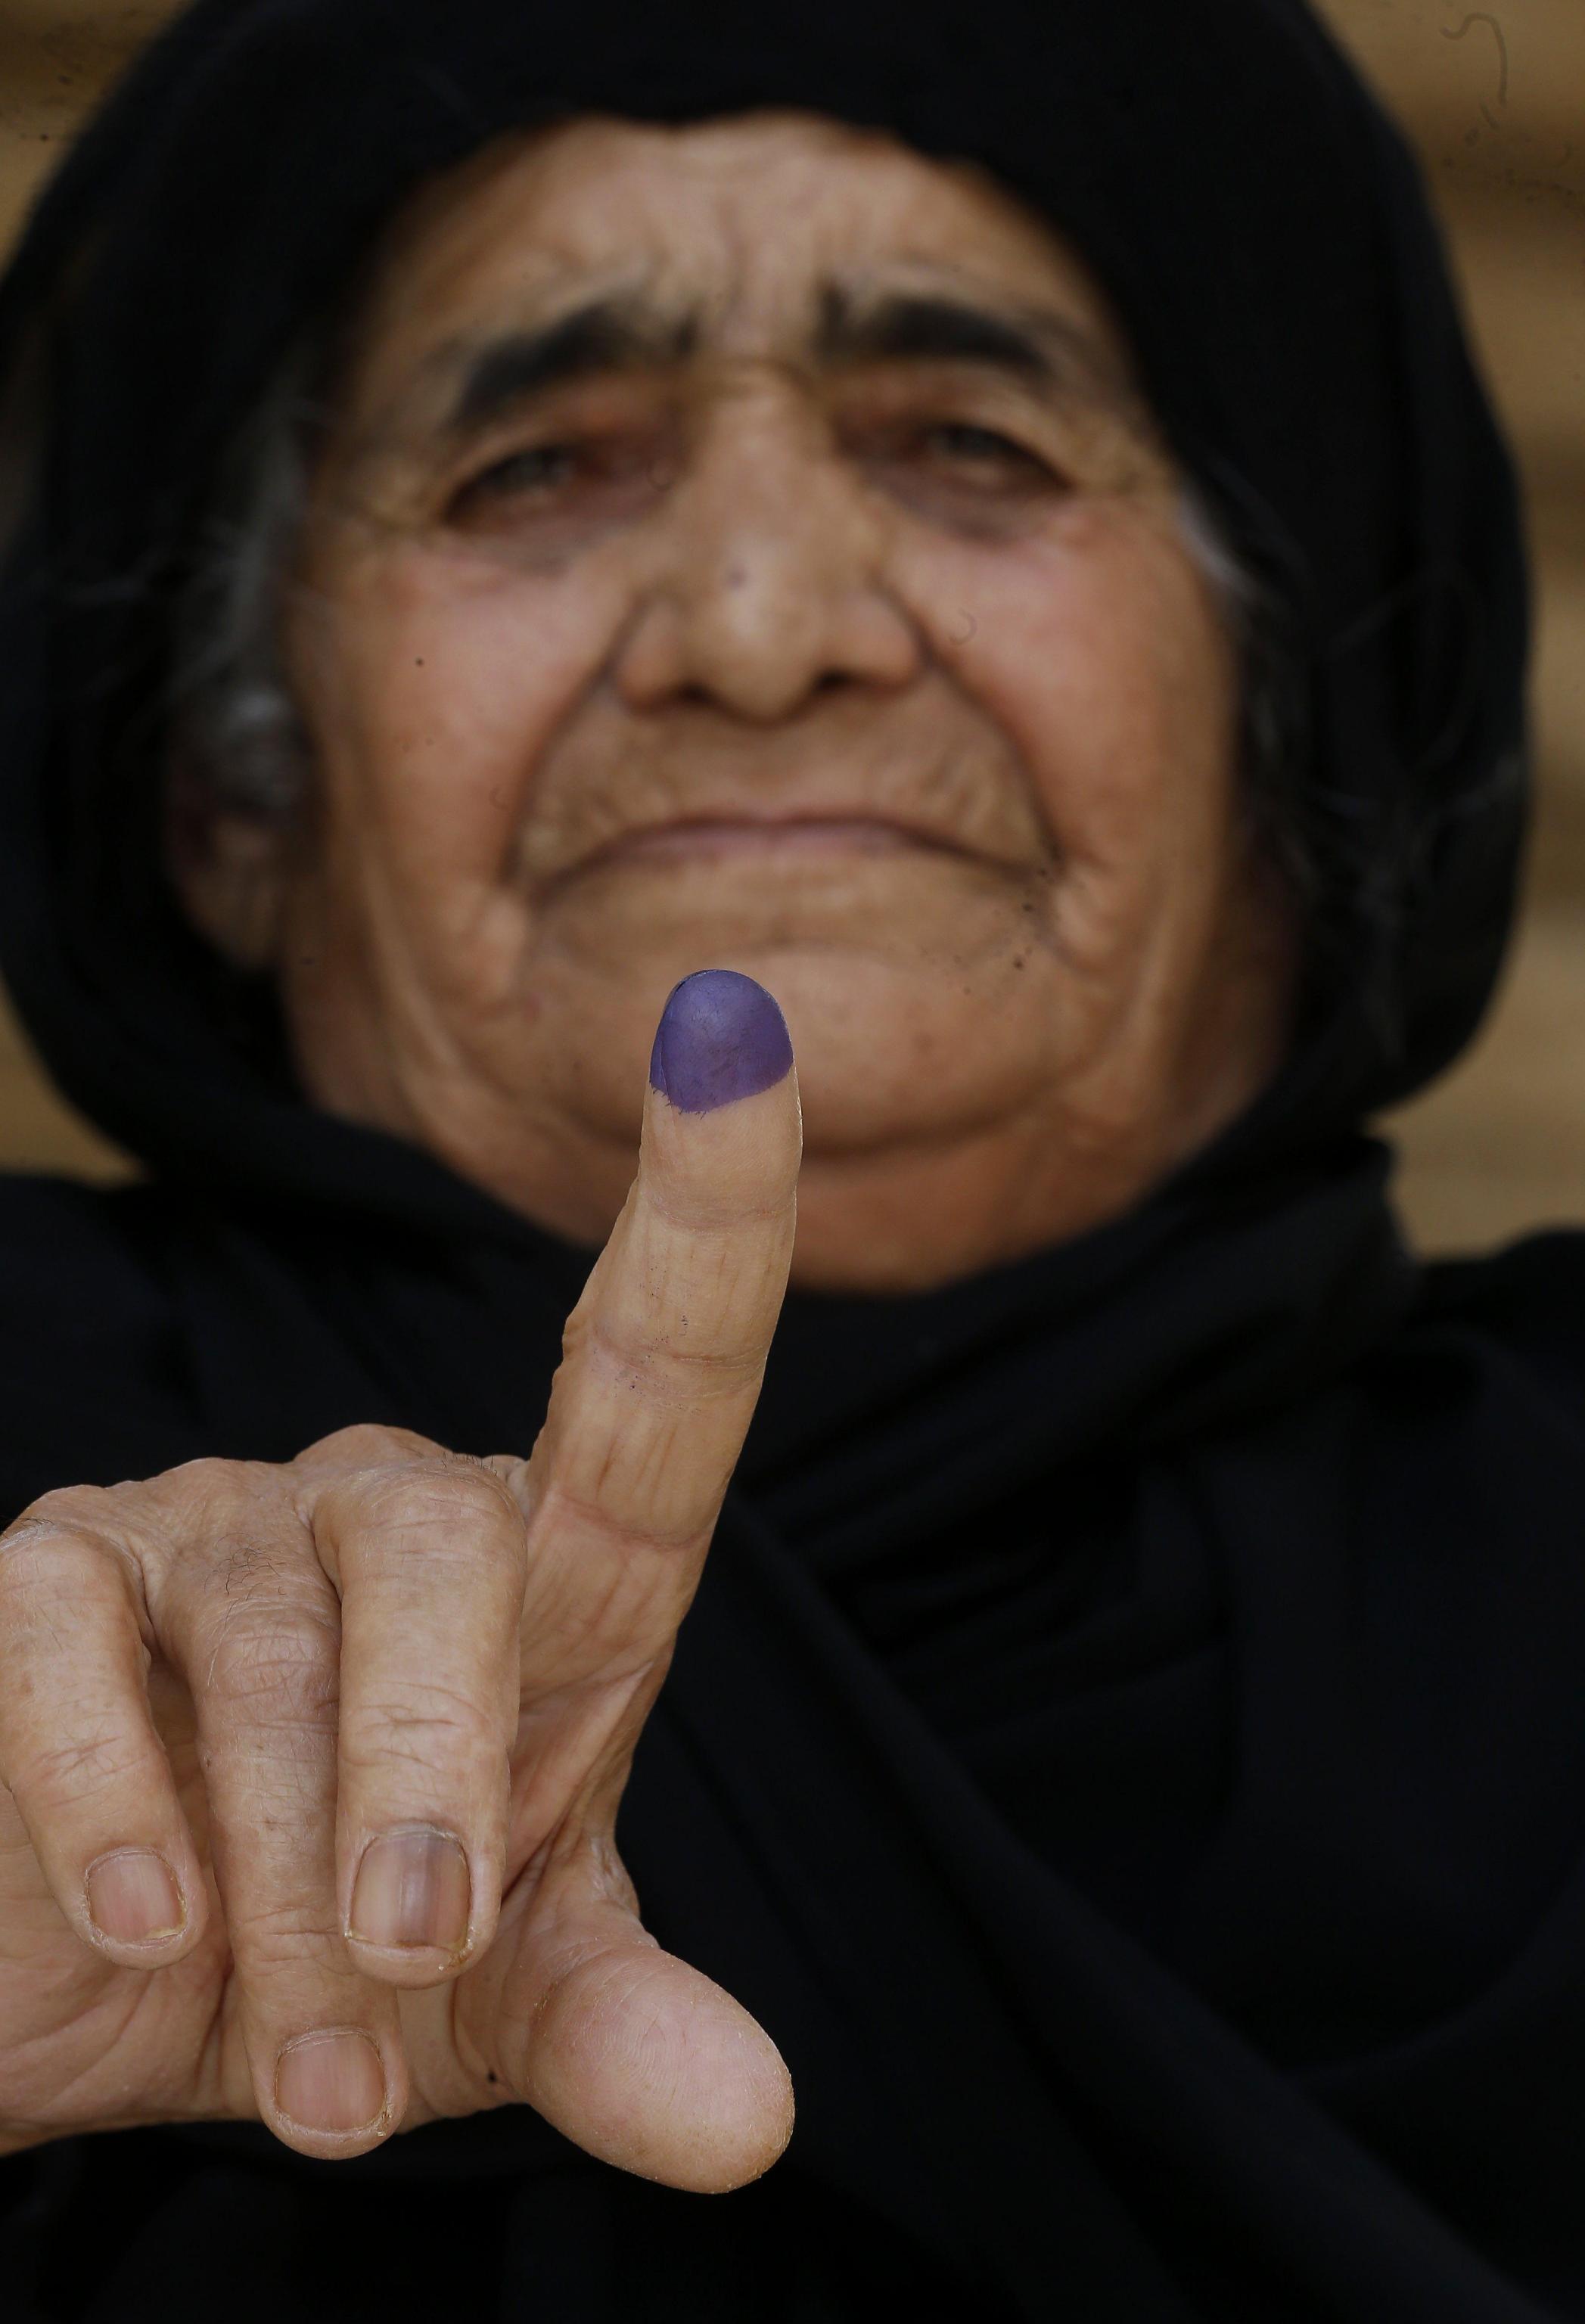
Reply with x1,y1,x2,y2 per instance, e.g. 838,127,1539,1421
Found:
0,1,1578,2318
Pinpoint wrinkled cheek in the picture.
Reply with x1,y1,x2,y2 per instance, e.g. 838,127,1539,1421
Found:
418,886,547,1033
293,542,617,893
900,524,1146,844
918,527,1233,1012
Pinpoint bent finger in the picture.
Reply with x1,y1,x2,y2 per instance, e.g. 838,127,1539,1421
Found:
161,1531,406,2158
0,1499,204,1965
517,971,800,1679
313,1454,524,1986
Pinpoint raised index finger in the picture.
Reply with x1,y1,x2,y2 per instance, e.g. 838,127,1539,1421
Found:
514,970,800,1679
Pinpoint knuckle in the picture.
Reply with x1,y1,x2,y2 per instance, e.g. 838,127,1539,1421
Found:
164,1505,326,1625
163,1456,248,1497
587,1316,763,1407
0,1536,95,1623
390,1455,516,1524
201,1600,340,1734
322,1459,524,1568
232,1897,343,1968
10,1720,153,1813
0,1494,117,1586
299,1423,443,1474
0,1524,148,1668
340,1679,503,1777
157,1456,285,1534
8,1484,113,1536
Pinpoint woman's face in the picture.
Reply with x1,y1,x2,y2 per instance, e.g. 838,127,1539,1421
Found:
176,110,1295,1291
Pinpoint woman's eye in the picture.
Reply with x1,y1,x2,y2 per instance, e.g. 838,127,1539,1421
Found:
446,443,582,522
864,419,1061,504
915,421,1047,477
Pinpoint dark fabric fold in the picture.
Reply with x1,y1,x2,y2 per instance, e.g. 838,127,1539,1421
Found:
5,1167,1585,2318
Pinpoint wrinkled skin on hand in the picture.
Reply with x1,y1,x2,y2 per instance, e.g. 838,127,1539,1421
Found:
0,987,800,2187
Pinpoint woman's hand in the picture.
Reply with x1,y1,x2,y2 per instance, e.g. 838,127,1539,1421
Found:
0,977,800,2189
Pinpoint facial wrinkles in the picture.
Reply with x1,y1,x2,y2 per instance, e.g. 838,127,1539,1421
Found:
304,437,1183,1057
252,113,1291,1287
324,113,1159,521
317,400,1147,918
313,489,1168,971
510,689,1055,888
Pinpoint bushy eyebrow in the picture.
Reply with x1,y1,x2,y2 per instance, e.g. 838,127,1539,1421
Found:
446,302,701,430
816,282,1100,388
435,278,1135,440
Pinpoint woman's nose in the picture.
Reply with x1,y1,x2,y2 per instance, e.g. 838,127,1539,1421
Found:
611,403,925,725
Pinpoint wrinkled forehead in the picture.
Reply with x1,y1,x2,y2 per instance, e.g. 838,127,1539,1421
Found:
329,107,1152,440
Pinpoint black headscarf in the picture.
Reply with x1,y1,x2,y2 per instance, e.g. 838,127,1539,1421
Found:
4,4,1584,2320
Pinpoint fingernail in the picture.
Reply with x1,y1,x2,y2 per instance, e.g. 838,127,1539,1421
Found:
276,2028,386,2135
85,1849,184,1945
649,970,793,1114
349,1827,470,1952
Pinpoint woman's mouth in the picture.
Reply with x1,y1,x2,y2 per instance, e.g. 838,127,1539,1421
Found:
588,815,954,868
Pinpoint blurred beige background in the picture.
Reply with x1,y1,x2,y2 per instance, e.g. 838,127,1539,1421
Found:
0,0,1580,1247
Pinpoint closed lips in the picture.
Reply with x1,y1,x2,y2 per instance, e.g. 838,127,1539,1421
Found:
568,812,1014,873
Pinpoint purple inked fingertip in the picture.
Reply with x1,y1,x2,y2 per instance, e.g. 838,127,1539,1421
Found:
648,971,794,1114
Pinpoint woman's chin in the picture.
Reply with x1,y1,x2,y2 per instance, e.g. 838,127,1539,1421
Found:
530,922,1047,1110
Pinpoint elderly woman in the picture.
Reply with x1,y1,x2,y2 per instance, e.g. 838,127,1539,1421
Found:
0,0,1578,2316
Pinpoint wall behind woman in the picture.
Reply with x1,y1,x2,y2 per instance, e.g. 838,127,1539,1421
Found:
0,0,1579,1249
